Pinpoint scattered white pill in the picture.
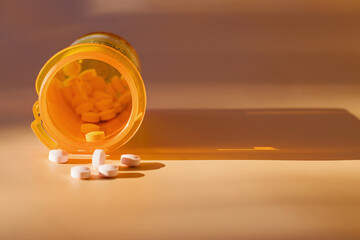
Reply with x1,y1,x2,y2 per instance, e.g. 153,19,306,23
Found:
71,166,91,179
98,164,118,178
49,149,68,163
120,154,141,167
92,149,105,169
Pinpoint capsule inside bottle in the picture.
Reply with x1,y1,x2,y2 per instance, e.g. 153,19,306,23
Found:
46,59,132,144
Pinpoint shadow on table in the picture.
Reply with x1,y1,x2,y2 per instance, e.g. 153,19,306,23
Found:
110,108,360,160
89,172,145,180
118,162,166,171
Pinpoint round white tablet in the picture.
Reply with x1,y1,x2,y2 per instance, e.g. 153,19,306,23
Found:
49,149,68,163
92,149,105,169
98,164,118,178
71,166,91,179
120,154,141,167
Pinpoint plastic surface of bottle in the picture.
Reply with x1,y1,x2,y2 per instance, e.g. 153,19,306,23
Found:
31,32,146,154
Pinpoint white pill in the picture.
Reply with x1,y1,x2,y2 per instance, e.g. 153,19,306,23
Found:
92,149,105,169
120,154,141,167
71,166,91,179
49,149,68,163
98,164,118,178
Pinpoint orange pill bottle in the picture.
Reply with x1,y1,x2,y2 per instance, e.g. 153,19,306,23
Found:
31,32,146,154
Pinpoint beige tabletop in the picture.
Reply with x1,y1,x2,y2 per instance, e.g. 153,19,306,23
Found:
1,106,360,240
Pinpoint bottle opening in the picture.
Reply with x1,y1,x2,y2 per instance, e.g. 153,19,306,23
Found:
46,59,132,144
34,42,146,153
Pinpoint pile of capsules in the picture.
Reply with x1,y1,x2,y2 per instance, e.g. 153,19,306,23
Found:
49,149,141,179
59,61,131,142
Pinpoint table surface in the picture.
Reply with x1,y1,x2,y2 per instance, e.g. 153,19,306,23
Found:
1,111,360,240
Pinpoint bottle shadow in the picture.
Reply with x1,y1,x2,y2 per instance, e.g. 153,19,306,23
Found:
110,108,360,160
67,159,92,164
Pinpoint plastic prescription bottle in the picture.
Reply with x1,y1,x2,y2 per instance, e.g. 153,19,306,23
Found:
31,32,146,154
